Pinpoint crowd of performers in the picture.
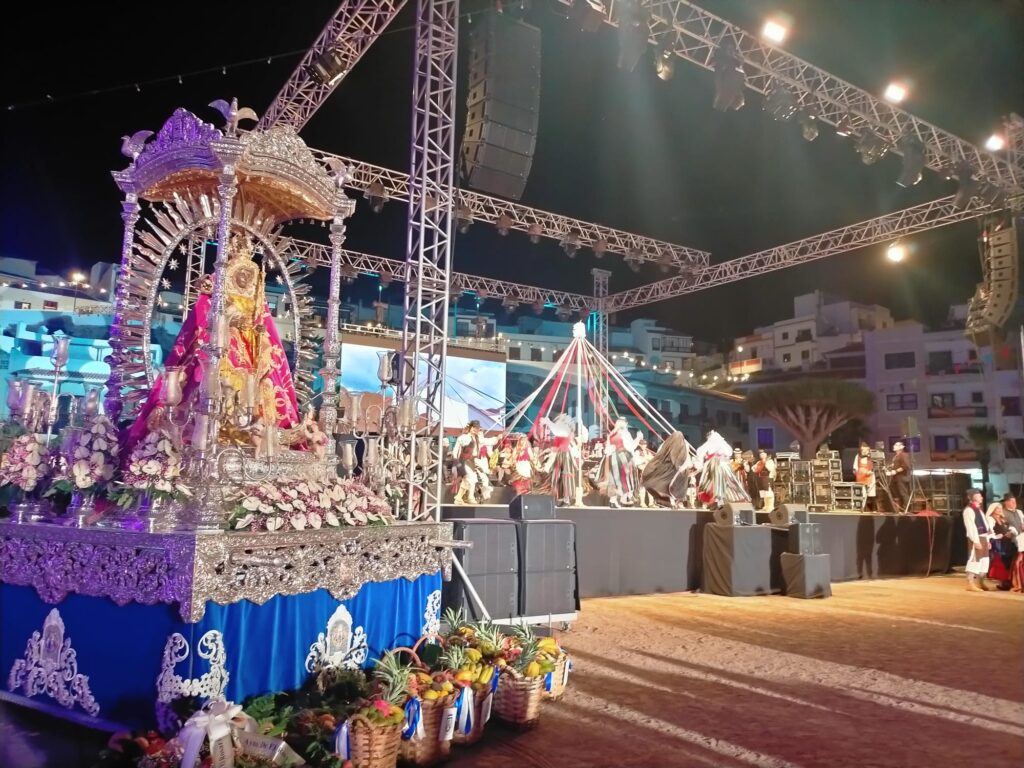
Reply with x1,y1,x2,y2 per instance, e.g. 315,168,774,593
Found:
448,418,779,511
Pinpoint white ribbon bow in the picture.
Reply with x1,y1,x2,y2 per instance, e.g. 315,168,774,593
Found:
180,699,245,768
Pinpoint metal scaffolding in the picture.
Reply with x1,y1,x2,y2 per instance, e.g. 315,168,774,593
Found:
606,195,991,312
259,0,408,131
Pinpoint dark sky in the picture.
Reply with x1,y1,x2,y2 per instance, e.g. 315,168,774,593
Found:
2,0,1022,345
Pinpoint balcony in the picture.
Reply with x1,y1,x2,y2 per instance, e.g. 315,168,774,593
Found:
926,362,983,376
927,405,988,419
930,449,980,463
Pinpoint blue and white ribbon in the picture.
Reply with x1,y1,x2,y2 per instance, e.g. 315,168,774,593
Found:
402,698,425,741
334,720,350,760
455,686,475,735
490,669,500,693
544,671,554,692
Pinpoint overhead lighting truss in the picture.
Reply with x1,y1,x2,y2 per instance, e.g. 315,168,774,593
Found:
309,148,711,268
259,0,408,131
605,194,993,312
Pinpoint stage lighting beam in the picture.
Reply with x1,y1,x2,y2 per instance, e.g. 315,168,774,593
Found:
884,81,908,104
761,19,788,44
655,48,675,81
985,134,1006,152
886,242,907,263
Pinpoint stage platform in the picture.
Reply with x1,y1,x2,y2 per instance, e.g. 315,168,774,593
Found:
442,504,953,598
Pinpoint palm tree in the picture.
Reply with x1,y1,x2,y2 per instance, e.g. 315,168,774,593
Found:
746,379,875,459
967,424,999,497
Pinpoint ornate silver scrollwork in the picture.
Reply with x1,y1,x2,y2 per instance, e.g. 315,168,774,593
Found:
154,629,229,733
7,608,100,716
421,589,442,637
304,605,367,673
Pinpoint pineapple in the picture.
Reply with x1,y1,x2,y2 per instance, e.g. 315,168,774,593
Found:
373,651,413,707
439,644,468,673
470,621,505,659
441,607,469,636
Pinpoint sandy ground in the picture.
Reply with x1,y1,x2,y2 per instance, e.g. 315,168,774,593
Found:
450,574,1024,768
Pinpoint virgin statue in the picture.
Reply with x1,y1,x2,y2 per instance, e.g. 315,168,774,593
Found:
127,234,300,449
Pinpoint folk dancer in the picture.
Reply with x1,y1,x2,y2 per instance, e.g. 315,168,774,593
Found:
987,502,1019,591
694,430,751,509
885,441,913,513
509,434,537,496
541,414,581,506
963,488,994,592
999,493,1024,592
603,417,638,508
752,449,777,513
638,431,692,509
853,442,878,512
633,438,655,508
453,420,496,504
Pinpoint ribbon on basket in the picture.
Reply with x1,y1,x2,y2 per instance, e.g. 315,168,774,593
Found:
544,672,554,692
402,698,426,741
455,686,475,735
334,720,351,760
179,699,254,768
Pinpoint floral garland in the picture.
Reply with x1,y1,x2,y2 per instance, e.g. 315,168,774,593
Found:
0,434,53,494
228,477,393,532
109,429,192,507
48,415,119,496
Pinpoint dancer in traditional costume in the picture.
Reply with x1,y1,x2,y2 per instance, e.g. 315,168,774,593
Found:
752,449,777,513
633,437,655,508
452,420,496,504
541,414,580,506
853,442,878,512
694,430,751,509
509,434,537,496
963,488,993,591
602,417,638,508
1000,493,1024,592
640,431,693,508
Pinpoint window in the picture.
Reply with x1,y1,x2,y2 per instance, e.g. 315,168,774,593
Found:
530,347,542,362
1001,397,1021,417
801,350,810,361
884,351,915,369
782,353,792,364
795,329,813,343
650,337,661,350
43,300,59,311
731,412,741,427
931,393,955,408
781,332,790,341
933,435,962,452
886,394,918,411
507,346,521,360
750,347,758,359
757,427,774,450
968,348,978,360
970,391,984,404
889,436,922,452
13,301,31,309
927,351,953,373
679,403,689,417
716,410,727,426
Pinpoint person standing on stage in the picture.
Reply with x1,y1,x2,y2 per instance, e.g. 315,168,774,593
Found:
541,414,580,506
853,442,878,512
452,421,481,505
1000,493,1024,592
694,430,750,509
752,448,777,513
885,440,913,513
603,417,638,508
963,488,994,592
634,437,655,508
509,434,536,496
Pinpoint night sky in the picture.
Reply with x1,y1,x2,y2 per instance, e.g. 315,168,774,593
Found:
2,0,1022,346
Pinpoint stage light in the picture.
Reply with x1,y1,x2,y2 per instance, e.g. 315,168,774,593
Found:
658,252,673,272
616,2,650,72
560,231,581,257
797,108,819,141
977,183,1007,209
883,81,908,103
573,0,607,33
71,271,86,283
985,134,1006,151
364,181,387,213
886,242,907,263
711,39,746,111
764,83,797,122
762,19,788,44
856,130,889,165
456,204,473,234
307,47,347,87
654,48,674,81
949,161,979,209
591,238,608,258
896,135,925,187
834,114,856,137
528,223,543,244
495,214,513,236
737,346,743,352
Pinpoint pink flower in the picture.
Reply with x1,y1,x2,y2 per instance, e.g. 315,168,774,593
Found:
372,699,391,717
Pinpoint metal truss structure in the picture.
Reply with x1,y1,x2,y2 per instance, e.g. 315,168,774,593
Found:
400,0,459,521
560,0,1022,195
309,148,711,267
180,232,208,320
286,238,593,309
591,268,611,359
606,194,991,312
258,0,408,131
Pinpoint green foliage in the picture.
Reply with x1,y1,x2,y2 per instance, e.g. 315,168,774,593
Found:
746,379,875,417
967,424,999,448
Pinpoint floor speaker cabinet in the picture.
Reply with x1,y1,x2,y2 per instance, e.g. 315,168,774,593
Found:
788,522,823,555
443,573,520,621
520,570,577,617
716,502,756,526
769,504,810,526
509,494,556,520
781,553,832,599
441,506,511,520
516,520,576,573
460,11,541,200
449,519,519,576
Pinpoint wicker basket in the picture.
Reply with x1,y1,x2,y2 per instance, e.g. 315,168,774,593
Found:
542,654,570,701
397,694,456,766
348,715,402,768
493,672,544,728
450,685,491,745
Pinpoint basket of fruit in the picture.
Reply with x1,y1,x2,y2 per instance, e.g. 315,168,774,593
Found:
345,652,408,768
493,627,552,728
439,612,508,746
536,636,570,701
394,641,458,767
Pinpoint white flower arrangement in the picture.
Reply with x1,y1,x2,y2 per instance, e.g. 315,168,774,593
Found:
227,476,394,532
109,429,192,507
0,434,53,494
48,415,120,496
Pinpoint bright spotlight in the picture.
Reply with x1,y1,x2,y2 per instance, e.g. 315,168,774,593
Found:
985,134,1006,152
886,242,907,263
761,19,788,44
884,81,908,103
